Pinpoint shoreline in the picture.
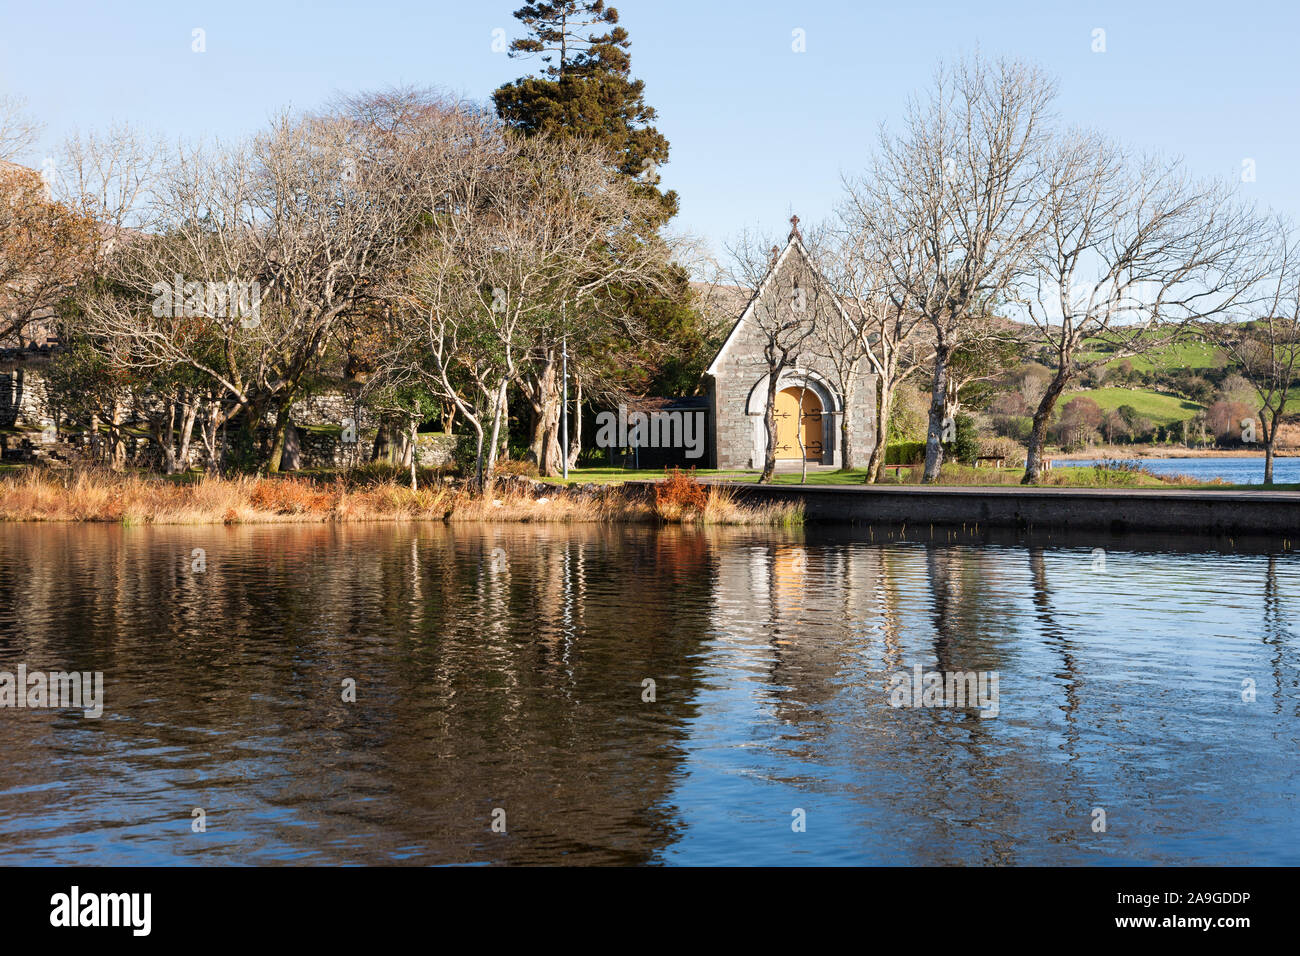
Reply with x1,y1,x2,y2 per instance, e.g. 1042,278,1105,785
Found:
705,481,1300,537
0,469,802,527
2,465,1295,528
1051,448,1296,460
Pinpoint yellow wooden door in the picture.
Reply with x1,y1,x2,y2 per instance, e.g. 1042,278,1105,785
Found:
775,387,823,460
801,390,823,460
775,388,800,458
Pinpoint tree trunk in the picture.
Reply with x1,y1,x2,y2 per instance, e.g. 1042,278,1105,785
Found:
265,392,294,475
922,345,950,484
865,377,892,484
1023,369,1073,484
838,379,856,471
471,421,486,493
200,400,223,475
176,395,199,472
759,369,781,483
1263,412,1276,485
109,399,127,472
797,382,810,484
485,378,508,486
567,375,582,469
526,356,564,477
409,417,418,491
159,400,179,475
88,412,101,464
499,387,509,461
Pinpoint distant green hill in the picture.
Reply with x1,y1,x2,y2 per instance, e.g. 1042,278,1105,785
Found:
1061,386,1205,425
1077,337,1224,374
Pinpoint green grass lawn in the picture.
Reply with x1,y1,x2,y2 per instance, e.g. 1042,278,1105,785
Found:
545,462,1299,492
539,467,751,485
1061,386,1204,426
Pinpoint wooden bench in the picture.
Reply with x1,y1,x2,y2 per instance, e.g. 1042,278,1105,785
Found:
881,463,915,480
975,456,1006,469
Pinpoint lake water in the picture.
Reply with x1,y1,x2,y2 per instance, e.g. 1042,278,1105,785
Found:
0,522,1296,865
1058,455,1299,485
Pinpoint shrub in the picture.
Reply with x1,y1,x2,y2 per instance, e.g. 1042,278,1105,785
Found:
886,441,926,465
1053,396,1104,449
452,432,481,476
887,385,929,443
1090,459,1150,487
576,445,607,466
223,420,261,474
494,457,540,478
1207,400,1255,444
943,413,980,465
978,435,1023,463
655,467,709,515
992,414,1034,441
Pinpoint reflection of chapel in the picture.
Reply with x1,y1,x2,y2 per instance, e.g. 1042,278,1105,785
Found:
700,216,878,470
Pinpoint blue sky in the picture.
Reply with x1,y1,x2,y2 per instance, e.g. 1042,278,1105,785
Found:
3,0,1298,255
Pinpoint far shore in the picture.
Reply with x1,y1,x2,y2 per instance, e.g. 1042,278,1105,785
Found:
1051,447,1296,460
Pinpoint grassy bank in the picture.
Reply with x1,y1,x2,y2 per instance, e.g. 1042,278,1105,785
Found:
550,462,1296,490
0,469,802,526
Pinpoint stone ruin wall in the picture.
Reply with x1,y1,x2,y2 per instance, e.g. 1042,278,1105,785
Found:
0,362,455,470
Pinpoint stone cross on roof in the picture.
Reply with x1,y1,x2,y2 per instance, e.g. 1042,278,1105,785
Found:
789,214,802,241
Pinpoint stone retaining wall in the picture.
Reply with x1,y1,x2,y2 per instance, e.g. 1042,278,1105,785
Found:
642,482,1300,537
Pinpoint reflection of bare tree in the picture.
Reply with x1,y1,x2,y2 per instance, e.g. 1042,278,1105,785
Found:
0,522,729,864
924,545,1014,680
1262,553,1298,718
920,543,1023,863
1028,548,1082,781
875,550,904,674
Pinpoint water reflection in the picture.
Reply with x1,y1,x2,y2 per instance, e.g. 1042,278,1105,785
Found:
0,522,1295,865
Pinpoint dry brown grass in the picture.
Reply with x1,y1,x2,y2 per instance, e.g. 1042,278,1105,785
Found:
655,469,802,525
0,469,457,524
0,468,800,526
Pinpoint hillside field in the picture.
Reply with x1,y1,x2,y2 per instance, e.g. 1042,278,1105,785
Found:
1060,386,1205,425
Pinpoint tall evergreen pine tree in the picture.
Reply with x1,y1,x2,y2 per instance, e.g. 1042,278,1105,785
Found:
492,1,678,223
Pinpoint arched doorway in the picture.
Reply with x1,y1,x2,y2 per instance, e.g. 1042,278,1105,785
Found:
774,386,824,460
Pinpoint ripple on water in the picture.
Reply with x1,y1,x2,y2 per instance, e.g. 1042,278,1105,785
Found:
0,522,1295,865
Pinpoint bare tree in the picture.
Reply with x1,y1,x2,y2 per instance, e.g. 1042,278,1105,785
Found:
54,125,160,256
1210,222,1300,484
513,190,678,475
827,193,931,479
0,95,40,163
863,55,1057,482
77,107,425,472
386,127,668,489
1016,134,1268,482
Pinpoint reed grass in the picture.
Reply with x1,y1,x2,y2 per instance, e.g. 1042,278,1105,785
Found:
0,467,800,526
